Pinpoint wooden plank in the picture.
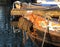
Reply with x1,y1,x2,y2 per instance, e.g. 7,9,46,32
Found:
11,9,60,17
29,32,60,47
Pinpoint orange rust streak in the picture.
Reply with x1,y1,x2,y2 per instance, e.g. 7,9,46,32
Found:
26,13,47,29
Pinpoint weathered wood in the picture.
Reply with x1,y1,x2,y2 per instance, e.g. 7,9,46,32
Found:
11,9,60,17
29,31,60,47
10,5,60,47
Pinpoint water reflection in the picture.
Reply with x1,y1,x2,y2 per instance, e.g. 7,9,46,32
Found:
0,6,5,29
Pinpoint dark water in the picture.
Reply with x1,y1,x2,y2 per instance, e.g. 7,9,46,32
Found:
0,6,5,29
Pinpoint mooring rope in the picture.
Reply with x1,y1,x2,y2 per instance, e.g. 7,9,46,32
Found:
41,28,47,47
